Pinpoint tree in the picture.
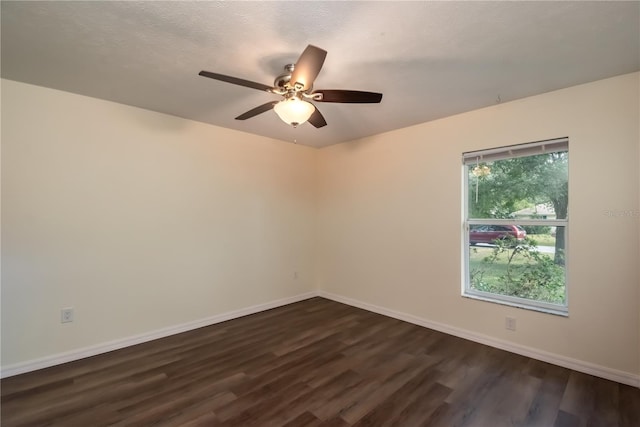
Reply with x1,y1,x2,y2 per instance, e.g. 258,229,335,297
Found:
469,151,568,265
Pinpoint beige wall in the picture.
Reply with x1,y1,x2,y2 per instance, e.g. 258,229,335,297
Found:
317,73,640,376
2,73,639,379
1,80,317,366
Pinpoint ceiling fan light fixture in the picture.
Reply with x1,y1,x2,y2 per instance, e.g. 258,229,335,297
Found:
273,97,315,127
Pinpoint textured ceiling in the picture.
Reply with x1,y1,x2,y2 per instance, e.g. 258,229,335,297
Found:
2,1,639,148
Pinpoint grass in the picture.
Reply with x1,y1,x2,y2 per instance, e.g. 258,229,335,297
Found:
469,246,522,271
526,234,556,246
469,247,527,281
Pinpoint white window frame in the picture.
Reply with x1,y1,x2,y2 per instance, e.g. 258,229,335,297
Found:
462,138,569,316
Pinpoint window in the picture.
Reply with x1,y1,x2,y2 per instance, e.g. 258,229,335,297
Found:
463,138,569,315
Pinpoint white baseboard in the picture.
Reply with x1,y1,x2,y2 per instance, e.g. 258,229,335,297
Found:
4,290,638,388
0,291,319,379
318,290,640,388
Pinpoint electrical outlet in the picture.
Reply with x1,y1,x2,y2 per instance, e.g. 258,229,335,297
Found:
505,316,516,331
61,308,74,323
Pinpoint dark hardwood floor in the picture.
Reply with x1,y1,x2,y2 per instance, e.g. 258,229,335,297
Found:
2,297,638,426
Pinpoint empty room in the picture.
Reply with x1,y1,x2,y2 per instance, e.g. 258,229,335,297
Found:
1,1,639,426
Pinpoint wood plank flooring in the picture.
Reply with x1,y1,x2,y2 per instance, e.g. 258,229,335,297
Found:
2,297,638,426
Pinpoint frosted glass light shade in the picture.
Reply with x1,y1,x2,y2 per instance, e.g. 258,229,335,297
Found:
273,98,315,126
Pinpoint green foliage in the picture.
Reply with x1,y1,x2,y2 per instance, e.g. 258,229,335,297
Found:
470,236,565,304
468,151,568,265
469,153,568,218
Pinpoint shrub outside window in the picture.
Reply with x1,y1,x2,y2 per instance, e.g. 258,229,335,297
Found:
463,138,569,315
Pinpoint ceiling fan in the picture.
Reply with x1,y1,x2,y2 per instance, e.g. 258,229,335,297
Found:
198,45,383,128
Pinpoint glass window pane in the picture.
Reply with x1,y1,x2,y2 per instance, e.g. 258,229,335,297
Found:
467,151,568,220
468,226,566,305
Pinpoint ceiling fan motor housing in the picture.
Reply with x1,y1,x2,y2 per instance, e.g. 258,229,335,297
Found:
274,64,295,89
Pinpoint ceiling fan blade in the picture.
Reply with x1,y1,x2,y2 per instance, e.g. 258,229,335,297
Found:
290,45,327,91
313,90,383,103
235,101,278,120
199,71,273,92
308,106,327,128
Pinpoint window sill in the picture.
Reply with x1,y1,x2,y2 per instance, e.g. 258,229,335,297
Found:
462,292,568,317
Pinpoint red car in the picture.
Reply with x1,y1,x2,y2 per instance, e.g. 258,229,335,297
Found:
470,225,526,245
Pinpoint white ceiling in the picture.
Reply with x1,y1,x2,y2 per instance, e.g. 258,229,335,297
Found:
2,1,639,148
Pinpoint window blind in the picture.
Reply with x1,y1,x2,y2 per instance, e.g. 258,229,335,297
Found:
463,137,568,164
